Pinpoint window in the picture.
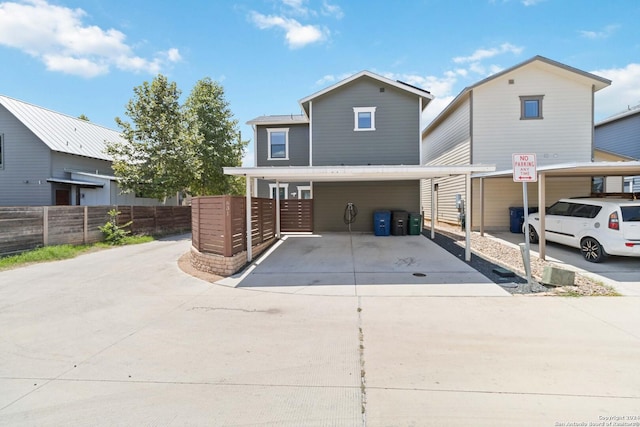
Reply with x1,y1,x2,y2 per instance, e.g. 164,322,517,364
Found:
520,95,544,120
0,133,4,169
547,201,573,216
297,185,312,199
269,183,289,199
267,128,288,160
353,107,376,131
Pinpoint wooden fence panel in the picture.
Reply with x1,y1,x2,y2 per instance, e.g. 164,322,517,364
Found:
280,200,313,232
0,207,44,255
87,207,111,243
48,206,85,246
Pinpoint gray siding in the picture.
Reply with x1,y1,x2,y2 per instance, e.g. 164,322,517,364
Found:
312,77,420,166
256,123,310,166
422,97,471,164
595,113,640,159
0,105,52,206
51,151,113,178
313,181,419,232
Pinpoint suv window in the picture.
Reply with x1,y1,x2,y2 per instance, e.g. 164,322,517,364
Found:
621,206,640,222
570,204,601,219
547,201,573,216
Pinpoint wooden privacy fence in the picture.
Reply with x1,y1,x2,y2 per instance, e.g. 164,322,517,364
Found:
192,196,277,257
280,199,313,232
0,205,191,256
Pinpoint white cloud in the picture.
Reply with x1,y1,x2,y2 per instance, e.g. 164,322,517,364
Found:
453,43,523,64
281,0,312,17
593,63,640,121
249,11,327,49
321,1,344,19
522,0,545,5
579,24,620,40
0,0,180,78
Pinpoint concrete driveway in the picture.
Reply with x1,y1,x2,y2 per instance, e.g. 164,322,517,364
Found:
1,236,639,426
218,233,510,296
493,231,640,295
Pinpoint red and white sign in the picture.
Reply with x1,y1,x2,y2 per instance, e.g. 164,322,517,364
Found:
512,153,537,182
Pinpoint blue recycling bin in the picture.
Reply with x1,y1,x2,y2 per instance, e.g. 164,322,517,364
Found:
509,207,539,233
373,210,391,236
509,207,525,233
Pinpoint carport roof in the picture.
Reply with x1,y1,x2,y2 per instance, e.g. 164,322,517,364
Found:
471,161,640,179
224,164,496,182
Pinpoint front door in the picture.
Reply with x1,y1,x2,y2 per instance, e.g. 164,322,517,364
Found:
55,189,70,205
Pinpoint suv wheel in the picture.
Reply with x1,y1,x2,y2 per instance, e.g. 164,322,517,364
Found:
528,225,539,243
581,237,606,263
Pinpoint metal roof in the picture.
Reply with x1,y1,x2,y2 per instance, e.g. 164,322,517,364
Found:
595,105,640,127
0,95,125,161
471,161,640,179
224,164,495,182
246,114,309,126
46,178,104,188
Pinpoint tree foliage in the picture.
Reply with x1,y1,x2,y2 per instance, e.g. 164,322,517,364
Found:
107,74,246,200
184,78,247,195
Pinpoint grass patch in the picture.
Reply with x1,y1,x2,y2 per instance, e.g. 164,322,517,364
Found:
0,235,155,271
0,245,93,270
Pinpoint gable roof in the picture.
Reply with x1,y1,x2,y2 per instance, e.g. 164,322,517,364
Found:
423,55,612,137
247,114,308,126
0,95,124,161
299,70,433,117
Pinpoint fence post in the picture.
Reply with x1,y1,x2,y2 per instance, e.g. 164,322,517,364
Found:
83,206,88,244
197,198,201,252
43,206,48,246
223,195,233,257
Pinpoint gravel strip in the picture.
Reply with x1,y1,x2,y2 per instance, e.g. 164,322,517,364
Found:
426,222,619,296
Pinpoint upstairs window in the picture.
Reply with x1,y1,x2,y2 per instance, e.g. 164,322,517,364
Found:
267,128,289,160
520,95,544,120
353,107,376,131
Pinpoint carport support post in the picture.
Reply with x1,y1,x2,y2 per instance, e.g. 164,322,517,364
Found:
275,179,281,239
538,173,546,260
465,173,471,262
430,178,435,240
246,177,253,262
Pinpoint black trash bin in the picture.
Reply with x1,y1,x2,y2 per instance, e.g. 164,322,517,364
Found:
510,207,539,233
373,210,391,236
408,212,422,235
391,211,408,236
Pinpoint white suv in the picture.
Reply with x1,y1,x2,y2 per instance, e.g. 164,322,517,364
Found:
525,198,640,263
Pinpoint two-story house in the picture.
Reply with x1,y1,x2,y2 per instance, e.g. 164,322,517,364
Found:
244,71,439,232
594,106,640,192
0,95,178,207
421,56,612,231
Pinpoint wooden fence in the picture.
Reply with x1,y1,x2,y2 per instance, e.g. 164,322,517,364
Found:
280,199,313,232
0,205,191,256
192,196,278,257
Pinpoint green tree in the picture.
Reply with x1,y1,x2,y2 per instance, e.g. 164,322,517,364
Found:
108,74,192,200
184,78,247,195
78,114,90,121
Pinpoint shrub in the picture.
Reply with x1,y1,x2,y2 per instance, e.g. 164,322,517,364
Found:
99,209,132,245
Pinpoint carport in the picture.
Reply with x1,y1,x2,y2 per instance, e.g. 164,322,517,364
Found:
224,164,495,262
473,160,640,259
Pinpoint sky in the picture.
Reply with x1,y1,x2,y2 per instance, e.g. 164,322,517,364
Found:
0,0,639,166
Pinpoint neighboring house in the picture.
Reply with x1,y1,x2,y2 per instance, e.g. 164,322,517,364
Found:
421,56,611,230
594,106,640,192
0,95,177,206
246,71,434,231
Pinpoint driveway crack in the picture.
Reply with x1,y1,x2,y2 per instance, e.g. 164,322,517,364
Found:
357,297,367,425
